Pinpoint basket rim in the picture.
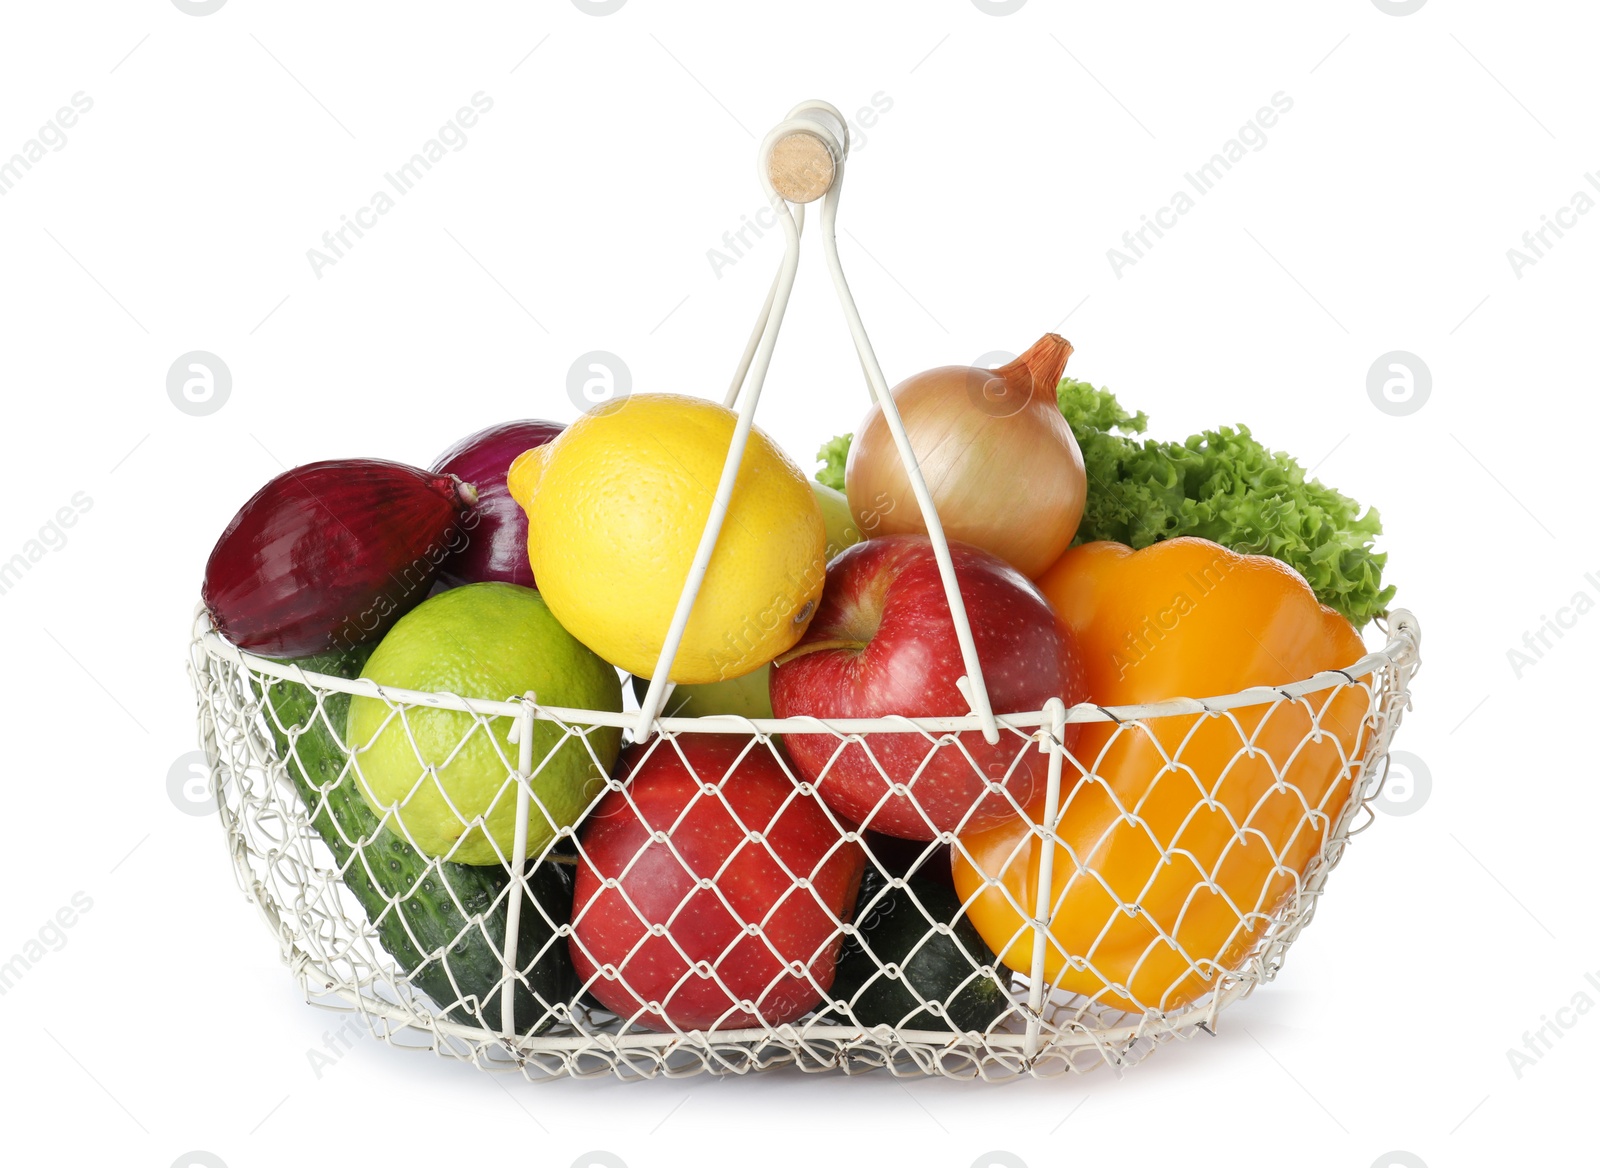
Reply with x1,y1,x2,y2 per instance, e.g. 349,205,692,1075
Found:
191,606,1419,735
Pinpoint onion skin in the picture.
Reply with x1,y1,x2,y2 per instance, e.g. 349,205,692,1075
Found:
431,420,564,588
844,334,1085,579
203,459,477,658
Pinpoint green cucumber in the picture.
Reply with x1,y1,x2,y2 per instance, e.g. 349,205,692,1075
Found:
828,867,1011,1033
254,646,577,1034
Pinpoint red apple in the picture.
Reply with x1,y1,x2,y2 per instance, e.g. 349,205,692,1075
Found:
569,735,864,1032
769,535,1084,840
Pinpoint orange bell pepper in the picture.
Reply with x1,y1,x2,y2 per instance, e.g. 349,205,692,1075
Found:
953,537,1371,1014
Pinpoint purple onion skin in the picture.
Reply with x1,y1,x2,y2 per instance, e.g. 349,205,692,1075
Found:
203,459,476,658
430,420,563,589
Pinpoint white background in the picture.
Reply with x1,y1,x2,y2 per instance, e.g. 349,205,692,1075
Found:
0,1,1593,1166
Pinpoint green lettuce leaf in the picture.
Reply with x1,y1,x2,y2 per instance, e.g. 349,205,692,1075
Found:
815,433,851,493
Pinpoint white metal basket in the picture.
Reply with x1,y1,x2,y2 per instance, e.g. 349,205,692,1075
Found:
186,102,1423,1081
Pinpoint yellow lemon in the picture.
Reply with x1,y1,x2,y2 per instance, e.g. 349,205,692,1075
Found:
508,393,826,683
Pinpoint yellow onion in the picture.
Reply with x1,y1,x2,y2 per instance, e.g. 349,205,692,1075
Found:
844,334,1085,579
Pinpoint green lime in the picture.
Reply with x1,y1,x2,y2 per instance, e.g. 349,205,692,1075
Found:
346,582,622,865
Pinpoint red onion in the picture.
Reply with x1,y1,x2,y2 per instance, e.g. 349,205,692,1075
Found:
203,459,477,658
430,420,563,588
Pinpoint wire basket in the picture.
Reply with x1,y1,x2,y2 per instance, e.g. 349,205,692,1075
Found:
186,102,1423,1081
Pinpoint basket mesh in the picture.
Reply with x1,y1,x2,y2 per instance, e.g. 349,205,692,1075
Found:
188,617,1416,1081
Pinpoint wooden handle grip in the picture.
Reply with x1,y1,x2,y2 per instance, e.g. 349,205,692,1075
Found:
767,129,836,204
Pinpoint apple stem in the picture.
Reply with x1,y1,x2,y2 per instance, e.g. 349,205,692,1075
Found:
772,637,867,667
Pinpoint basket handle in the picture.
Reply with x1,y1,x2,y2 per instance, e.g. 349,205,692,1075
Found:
634,102,1000,744
631,116,808,739
811,133,1000,745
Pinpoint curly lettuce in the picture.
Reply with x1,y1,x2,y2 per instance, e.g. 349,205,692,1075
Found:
815,433,851,493
814,379,1394,627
